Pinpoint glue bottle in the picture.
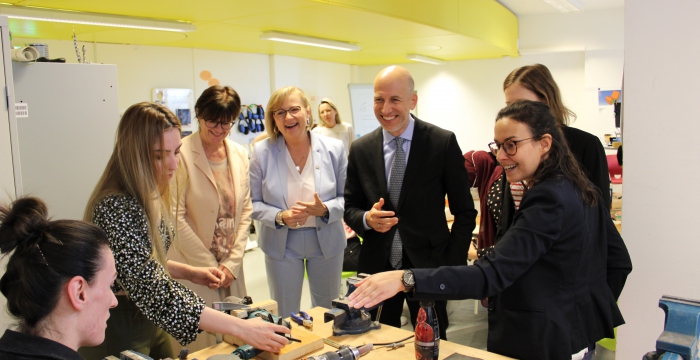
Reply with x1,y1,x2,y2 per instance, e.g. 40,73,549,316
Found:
414,300,440,360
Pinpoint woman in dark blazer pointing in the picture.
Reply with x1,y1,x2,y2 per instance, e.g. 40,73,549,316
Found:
348,100,632,360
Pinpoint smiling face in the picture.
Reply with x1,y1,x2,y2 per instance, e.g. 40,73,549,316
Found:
319,103,337,128
504,82,543,106
80,247,118,347
494,117,550,184
154,128,181,183
198,117,231,146
373,66,417,137
273,91,310,140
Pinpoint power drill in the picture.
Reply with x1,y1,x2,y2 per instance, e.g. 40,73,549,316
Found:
305,344,373,360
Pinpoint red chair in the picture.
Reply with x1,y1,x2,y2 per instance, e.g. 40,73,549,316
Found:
607,154,622,184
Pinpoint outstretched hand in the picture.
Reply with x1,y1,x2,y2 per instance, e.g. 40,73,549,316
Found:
239,317,290,353
365,198,398,233
348,270,405,309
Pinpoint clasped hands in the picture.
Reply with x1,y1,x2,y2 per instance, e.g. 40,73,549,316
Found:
366,198,398,233
280,192,328,227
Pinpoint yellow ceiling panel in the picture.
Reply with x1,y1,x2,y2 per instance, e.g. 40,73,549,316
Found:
1,0,519,65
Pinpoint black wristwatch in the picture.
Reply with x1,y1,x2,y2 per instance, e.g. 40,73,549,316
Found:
402,269,415,292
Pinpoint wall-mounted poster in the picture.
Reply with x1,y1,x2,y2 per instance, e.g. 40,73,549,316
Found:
598,89,621,107
152,88,196,135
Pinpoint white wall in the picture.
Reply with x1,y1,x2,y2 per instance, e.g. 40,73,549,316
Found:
271,55,353,129
355,9,623,155
617,1,700,358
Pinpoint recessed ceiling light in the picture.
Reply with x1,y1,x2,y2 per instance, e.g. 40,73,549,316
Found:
542,0,583,13
406,54,445,65
260,31,360,52
0,4,196,32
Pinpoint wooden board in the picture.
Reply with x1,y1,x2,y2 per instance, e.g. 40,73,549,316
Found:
192,306,512,360
222,300,324,360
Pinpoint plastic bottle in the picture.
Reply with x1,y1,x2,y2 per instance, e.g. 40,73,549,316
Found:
414,300,440,360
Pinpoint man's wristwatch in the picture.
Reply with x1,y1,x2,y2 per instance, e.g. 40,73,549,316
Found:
275,211,285,227
402,269,415,292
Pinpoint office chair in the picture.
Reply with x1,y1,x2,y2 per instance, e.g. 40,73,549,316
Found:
607,154,622,185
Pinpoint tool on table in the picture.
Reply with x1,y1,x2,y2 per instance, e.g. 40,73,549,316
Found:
644,295,700,360
324,274,381,336
373,334,414,351
212,296,254,315
304,344,373,360
291,310,314,330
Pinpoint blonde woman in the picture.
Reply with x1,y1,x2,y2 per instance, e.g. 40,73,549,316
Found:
312,98,354,157
80,102,288,359
250,87,347,318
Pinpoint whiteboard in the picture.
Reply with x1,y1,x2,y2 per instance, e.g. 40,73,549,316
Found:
348,83,378,138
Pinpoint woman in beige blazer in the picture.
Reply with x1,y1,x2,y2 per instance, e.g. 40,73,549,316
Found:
169,85,252,350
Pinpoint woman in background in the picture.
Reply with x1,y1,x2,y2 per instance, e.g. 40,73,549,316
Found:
312,98,354,157
350,100,632,360
250,86,347,318
170,85,251,350
0,197,117,360
467,63,610,255
80,102,288,359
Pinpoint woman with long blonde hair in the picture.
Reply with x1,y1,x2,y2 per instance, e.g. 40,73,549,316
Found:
80,102,288,359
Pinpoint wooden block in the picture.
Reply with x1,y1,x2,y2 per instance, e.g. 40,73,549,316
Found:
223,300,323,360
223,325,323,360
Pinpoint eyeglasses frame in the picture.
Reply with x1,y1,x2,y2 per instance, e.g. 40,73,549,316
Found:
488,136,539,156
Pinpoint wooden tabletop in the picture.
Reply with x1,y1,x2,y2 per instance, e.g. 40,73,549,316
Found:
191,306,513,360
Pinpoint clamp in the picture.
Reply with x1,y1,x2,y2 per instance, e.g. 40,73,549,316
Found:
291,311,314,331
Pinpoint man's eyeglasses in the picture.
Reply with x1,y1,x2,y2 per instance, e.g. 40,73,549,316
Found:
488,137,538,156
273,106,302,119
204,120,234,130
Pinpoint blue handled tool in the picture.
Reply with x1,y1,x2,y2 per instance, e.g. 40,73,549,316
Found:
291,310,314,330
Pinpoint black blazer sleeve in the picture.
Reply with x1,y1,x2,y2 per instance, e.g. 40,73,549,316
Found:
563,126,611,207
442,132,478,264
602,202,632,300
344,135,371,237
410,182,565,300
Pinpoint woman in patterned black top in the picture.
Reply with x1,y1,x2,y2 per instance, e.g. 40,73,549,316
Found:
79,102,289,359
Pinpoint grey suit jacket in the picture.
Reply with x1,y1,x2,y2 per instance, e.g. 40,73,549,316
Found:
250,132,347,260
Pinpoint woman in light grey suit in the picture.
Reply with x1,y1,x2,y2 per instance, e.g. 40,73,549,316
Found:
250,86,347,317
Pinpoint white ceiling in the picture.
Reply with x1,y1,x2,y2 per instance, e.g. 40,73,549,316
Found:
496,0,624,15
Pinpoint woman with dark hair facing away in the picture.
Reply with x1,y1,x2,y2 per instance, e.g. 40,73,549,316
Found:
466,63,610,257
349,101,632,360
169,85,253,350
0,197,117,360
79,102,288,359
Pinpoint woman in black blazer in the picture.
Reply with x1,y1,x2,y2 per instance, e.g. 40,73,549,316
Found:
348,100,632,360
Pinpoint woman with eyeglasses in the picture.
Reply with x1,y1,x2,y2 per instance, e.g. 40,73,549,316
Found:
348,100,632,360
80,101,289,359
250,86,347,318
312,98,354,157
466,63,610,259
167,85,254,350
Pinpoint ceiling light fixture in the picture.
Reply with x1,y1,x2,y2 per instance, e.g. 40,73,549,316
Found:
405,54,445,65
0,4,196,32
541,0,583,13
260,31,360,51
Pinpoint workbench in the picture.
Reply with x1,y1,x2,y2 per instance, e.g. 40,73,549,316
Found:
190,306,513,360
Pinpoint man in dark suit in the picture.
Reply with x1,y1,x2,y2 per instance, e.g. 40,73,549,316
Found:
344,65,477,339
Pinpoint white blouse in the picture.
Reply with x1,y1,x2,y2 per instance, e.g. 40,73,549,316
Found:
285,147,316,228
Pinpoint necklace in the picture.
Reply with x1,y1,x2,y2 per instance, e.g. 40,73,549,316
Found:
293,151,308,173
